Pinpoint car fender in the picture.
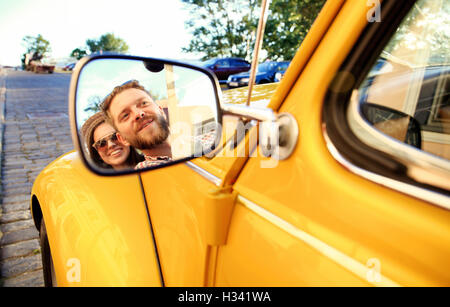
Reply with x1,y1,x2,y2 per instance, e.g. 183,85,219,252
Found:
31,151,162,286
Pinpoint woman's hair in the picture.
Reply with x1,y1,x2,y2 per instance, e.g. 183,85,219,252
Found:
81,112,144,169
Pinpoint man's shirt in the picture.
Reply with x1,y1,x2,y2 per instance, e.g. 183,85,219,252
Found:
134,129,217,170
135,156,172,169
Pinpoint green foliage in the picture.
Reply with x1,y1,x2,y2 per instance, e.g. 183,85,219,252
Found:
182,0,261,60
85,33,129,54
265,0,326,60
182,0,326,61
22,34,51,60
70,48,88,60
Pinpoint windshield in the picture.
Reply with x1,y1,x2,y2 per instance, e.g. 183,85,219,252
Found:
202,59,216,66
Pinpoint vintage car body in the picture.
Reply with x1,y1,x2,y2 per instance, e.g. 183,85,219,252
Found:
31,0,450,286
31,152,162,286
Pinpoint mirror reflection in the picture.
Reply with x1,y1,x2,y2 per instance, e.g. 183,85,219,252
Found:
76,58,219,173
361,103,422,149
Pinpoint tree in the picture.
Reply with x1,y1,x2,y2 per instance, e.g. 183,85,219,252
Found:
70,48,88,60
22,34,51,61
84,95,103,114
182,0,260,60
85,33,129,54
182,0,326,61
264,0,326,60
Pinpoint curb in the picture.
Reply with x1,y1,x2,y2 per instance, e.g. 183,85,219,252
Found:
0,69,6,178
0,68,6,241
0,69,6,154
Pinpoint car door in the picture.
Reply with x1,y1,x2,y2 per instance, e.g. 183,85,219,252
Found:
214,0,450,286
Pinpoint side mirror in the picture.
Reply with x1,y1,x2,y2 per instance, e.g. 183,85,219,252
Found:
69,55,222,175
361,103,422,149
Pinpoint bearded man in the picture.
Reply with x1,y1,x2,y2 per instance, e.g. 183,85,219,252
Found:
101,80,172,169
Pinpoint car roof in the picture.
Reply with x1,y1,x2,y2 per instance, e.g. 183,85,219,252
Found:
206,57,248,61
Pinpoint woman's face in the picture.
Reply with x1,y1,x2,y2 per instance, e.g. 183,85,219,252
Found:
93,123,130,169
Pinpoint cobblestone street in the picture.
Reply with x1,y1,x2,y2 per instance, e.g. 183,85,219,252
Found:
0,70,72,286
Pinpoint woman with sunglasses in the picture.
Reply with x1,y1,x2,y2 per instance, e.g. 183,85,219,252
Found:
81,112,144,170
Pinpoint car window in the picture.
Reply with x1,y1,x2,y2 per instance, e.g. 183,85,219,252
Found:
350,0,449,164
231,59,249,67
240,60,250,67
258,62,277,72
216,60,230,68
203,59,216,66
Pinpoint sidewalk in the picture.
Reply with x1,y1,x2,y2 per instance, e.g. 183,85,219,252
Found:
0,69,44,287
0,69,72,286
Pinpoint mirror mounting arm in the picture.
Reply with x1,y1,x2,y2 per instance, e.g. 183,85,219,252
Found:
221,104,298,160
222,104,276,122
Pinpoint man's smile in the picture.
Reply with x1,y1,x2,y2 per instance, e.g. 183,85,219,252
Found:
137,117,155,132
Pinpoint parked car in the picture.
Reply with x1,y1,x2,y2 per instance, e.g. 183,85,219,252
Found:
31,0,450,287
63,63,76,71
227,61,290,88
201,57,250,82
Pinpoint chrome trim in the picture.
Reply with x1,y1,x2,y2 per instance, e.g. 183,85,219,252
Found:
222,103,276,122
237,195,400,287
185,161,221,186
322,126,450,210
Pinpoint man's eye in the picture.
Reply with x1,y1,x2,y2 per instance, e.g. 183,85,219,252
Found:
142,101,149,106
121,113,129,120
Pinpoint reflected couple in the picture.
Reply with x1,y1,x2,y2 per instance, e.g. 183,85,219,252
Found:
82,80,173,170
101,80,173,169
82,79,217,171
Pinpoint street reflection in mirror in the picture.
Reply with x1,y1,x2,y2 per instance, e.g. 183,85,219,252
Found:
76,59,219,172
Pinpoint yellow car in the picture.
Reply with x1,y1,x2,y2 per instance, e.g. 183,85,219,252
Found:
31,0,450,287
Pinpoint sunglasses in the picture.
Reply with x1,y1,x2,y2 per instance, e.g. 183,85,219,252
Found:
92,133,119,150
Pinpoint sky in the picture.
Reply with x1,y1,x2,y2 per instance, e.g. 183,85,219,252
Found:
0,0,200,66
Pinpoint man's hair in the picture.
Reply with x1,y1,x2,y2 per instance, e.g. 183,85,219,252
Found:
100,80,152,128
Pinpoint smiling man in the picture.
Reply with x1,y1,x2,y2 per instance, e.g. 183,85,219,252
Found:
101,80,173,169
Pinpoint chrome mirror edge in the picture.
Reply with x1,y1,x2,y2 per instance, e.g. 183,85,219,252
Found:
69,54,223,176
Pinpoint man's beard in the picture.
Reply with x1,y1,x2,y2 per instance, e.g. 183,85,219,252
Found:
127,114,170,150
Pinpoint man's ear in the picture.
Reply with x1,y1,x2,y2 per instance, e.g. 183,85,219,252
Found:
116,132,130,146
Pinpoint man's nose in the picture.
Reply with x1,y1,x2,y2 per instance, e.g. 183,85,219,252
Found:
135,111,145,120
132,107,145,121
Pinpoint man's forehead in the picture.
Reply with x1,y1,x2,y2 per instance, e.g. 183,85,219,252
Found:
111,88,152,111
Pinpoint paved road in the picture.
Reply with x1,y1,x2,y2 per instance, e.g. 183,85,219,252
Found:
0,70,73,287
